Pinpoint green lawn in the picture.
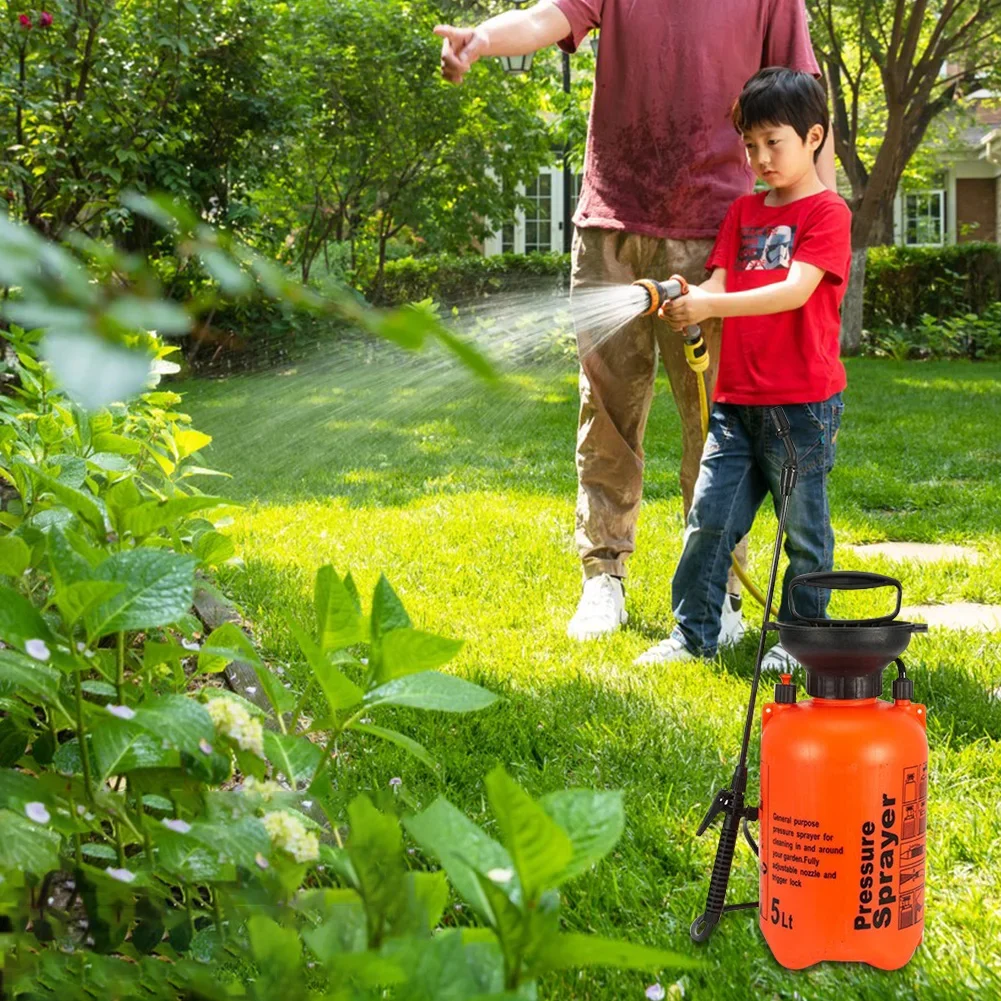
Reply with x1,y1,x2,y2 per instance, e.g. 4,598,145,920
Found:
182,346,1001,1001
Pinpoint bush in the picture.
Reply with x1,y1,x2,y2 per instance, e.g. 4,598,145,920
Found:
372,252,570,308
864,242,1001,328
862,301,1001,360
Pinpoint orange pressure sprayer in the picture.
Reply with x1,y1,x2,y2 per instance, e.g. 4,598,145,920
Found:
689,407,929,970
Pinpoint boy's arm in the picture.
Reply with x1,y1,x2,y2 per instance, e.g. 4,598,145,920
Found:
436,2,572,84
662,262,825,328
700,268,727,296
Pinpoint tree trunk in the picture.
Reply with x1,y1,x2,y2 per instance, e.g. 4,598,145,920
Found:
840,248,868,356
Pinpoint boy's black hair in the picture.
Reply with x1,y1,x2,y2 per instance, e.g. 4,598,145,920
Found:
731,67,830,162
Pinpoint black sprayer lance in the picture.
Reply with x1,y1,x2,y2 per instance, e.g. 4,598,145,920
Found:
688,406,799,943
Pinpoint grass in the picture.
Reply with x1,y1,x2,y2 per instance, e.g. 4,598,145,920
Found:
181,344,1001,1001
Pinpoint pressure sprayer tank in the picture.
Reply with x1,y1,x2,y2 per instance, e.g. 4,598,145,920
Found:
758,572,928,970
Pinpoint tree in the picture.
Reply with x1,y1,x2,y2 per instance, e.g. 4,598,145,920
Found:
259,0,554,289
808,0,1001,352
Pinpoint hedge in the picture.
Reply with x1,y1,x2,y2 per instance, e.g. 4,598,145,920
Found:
863,242,1001,329
370,252,569,308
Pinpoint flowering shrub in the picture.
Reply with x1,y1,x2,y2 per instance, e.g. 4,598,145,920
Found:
0,207,694,997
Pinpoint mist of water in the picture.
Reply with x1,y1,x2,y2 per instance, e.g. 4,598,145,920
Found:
192,279,655,489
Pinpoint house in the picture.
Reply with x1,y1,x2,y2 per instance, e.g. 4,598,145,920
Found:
892,92,1001,247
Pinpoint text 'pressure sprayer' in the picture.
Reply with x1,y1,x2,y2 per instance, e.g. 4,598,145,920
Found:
631,277,774,614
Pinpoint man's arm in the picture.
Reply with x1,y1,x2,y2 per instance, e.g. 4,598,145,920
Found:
435,2,572,84
661,261,826,327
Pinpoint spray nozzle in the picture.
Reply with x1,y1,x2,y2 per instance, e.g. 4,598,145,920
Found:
632,278,686,317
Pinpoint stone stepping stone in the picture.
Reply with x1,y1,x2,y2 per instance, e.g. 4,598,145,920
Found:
849,542,980,564
900,603,1001,632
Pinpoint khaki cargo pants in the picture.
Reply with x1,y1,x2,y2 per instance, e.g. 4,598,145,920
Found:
571,226,747,587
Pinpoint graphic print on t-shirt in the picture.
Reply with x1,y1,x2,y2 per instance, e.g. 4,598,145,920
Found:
737,224,797,271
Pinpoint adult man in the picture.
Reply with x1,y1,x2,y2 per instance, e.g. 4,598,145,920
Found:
436,1,835,657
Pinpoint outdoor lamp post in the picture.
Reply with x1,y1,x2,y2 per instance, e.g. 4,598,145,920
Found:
499,52,534,74
590,33,599,56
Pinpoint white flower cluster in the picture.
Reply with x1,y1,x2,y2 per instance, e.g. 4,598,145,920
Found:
241,776,282,801
205,697,265,758
262,810,319,864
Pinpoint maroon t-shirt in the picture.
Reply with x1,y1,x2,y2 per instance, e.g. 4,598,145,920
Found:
706,189,852,405
552,0,820,239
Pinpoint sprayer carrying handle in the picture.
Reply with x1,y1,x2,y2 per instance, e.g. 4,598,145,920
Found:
788,571,903,625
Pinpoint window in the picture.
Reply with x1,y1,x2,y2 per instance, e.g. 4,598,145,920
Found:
572,172,584,206
524,173,552,253
501,223,515,254
903,190,945,246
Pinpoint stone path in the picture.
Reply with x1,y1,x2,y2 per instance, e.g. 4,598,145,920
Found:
849,542,1001,631
900,603,1001,632
849,542,980,564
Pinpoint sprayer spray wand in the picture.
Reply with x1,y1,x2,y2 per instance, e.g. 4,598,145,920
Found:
689,405,799,944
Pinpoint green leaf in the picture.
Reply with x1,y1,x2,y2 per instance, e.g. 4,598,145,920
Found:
0,536,30,576
29,466,111,535
370,575,410,639
539,789,624,884
193,529,235,566
365,671,497,713
314,565,364,652
130,695,215,756
531,933,701,974
412,870,449,930
197,621,261,675
105,296,191,335
350,723,434,771
375,627,463,683
189,815,270,869
264,731,323,788
292,622,363,714
345,796,406,937
47,527,95,590
0,650,61,700
81,842,118,862
87,549,197,637
248,914,302,977
404,797,513,924
91,431,141,455
0,808,61,873
0,584,54,649
56,580,124,626
173,428,213,459
250,659,296,716
122,495,228,539
92,720,179,781
486,767,572,903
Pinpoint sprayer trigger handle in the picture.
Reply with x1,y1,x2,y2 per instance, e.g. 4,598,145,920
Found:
696,788,732,836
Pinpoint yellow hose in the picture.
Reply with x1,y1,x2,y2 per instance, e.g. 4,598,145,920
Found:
686,339,778,618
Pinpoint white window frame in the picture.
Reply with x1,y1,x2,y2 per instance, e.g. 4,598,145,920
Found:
902,189,946,247
484,166,564,256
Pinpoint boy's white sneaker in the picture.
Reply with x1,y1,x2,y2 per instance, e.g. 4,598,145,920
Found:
634,635,696,666
567,573,627,641
761,642,800,672
718,593,746,648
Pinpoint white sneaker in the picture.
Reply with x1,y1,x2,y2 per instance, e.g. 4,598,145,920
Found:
761,643,800,672
567,573,627,641
634,635,696,666
718,593,746,648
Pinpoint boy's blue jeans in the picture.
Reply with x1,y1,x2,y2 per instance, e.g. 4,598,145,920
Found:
671,393,844,658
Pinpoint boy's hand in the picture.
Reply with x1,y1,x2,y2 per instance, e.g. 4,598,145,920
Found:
659,284,715,331
435,24,489,83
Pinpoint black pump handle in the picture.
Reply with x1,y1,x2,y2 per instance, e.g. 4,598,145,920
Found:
788,571,903,624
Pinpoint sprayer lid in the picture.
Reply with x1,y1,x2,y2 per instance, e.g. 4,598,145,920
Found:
772,571,927,701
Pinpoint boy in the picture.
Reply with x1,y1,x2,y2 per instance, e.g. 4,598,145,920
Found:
635,67,852,668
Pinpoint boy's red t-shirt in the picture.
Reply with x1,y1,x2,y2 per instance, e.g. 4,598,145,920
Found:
705,188,852,405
